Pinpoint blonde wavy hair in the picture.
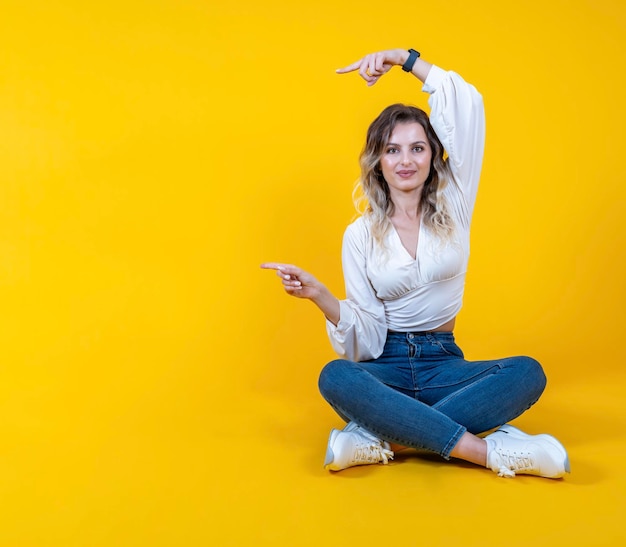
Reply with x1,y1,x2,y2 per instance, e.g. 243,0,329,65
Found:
354,104,456,249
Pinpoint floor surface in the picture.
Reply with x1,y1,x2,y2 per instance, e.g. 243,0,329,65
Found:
211,374,626,546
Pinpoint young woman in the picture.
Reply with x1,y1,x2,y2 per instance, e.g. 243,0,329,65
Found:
262,48,569,479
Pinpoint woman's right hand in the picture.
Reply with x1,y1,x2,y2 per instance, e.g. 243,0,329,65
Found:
260,262,341,324
260,262,324,300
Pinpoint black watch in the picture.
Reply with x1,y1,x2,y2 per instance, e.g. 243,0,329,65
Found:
402,48,421,72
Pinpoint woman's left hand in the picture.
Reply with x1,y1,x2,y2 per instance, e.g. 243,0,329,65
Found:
336,49,408,86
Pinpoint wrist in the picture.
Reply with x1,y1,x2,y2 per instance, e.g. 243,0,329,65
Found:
311,287,340,321
310,283,330,306
397,48,410,66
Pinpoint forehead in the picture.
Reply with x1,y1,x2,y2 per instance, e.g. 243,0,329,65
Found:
389,122,427,142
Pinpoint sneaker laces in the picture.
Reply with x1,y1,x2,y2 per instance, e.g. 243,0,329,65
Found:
352,441,394,465
492,448,535,478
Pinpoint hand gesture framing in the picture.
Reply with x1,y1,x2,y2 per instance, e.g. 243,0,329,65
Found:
336,48,431,86
336,48,409,86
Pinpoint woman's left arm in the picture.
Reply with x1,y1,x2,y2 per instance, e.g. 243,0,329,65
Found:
338,48,485,211
423,65,485,213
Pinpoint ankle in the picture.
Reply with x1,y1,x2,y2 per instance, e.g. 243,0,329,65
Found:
449,432,488,466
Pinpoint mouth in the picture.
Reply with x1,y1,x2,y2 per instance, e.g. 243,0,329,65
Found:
396,170,416,177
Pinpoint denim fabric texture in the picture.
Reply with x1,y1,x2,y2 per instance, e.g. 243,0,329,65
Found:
318,332,546,459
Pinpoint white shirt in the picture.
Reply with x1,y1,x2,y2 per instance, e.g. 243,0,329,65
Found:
326,65,485,362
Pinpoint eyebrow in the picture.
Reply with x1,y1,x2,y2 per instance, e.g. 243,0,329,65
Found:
386,141,428,146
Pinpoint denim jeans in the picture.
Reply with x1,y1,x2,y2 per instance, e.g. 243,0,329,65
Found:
318,332,546,459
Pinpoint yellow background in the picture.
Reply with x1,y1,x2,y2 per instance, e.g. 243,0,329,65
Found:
1,0,625,545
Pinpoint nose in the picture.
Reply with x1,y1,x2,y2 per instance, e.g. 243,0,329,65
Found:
400,150,411,165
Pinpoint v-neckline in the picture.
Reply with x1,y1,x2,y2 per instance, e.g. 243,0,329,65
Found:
391,216,422,261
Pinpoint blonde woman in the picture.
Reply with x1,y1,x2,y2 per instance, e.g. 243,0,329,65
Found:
262,48,569,479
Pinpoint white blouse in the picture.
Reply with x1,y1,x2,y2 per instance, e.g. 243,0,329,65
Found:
326,65,486,362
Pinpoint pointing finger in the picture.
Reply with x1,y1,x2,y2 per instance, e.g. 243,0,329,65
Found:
335,59,363,74
260,262,290,271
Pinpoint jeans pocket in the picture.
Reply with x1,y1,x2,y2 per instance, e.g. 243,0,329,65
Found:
435,340,464,358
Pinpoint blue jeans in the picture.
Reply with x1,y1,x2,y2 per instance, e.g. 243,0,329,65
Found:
318,332,546,459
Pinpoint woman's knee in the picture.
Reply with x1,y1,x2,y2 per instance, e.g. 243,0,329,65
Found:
318,359,357,399
319,359,345,398
511,355,547,399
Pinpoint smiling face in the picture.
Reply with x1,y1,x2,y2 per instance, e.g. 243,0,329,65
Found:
379,122,432,197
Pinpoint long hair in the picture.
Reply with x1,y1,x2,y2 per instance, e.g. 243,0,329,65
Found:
354,104,456,250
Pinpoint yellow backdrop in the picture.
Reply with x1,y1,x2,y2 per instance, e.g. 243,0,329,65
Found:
1,0,625,545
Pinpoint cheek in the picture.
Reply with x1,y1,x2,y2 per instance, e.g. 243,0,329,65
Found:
379,158,393,175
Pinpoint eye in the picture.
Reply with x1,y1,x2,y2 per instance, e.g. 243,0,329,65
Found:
386,147,398,154
412,146,424,152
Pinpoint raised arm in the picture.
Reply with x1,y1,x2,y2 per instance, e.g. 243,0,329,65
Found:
338,47,486,214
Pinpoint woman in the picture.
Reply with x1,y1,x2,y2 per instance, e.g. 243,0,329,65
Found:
261,48,569,479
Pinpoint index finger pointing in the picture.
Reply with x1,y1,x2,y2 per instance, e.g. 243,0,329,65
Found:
260,262,286,271
335,59,363,74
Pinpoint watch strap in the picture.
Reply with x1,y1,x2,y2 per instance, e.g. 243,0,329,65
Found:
402,48,421,72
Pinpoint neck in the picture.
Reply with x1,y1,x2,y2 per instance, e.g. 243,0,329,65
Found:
390,190,422,221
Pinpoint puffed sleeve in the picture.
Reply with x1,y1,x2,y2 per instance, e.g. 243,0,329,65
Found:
423,65,485,219
326,219,388,362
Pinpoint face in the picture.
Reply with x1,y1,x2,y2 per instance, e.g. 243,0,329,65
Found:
379,122,432,197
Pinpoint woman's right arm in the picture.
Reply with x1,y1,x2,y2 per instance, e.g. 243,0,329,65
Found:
326,221,387,361
261,222,387,362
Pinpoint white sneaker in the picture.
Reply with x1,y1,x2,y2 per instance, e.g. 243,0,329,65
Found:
324,423,394,471
342,421,393,450
485,424,570,478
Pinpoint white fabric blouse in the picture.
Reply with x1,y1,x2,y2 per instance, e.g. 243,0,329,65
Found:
326,65,485,362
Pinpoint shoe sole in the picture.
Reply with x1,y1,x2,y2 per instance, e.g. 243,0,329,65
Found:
496,425,571,475
324,429,340,470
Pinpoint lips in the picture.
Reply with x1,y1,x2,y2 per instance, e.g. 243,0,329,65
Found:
396,170,416,177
